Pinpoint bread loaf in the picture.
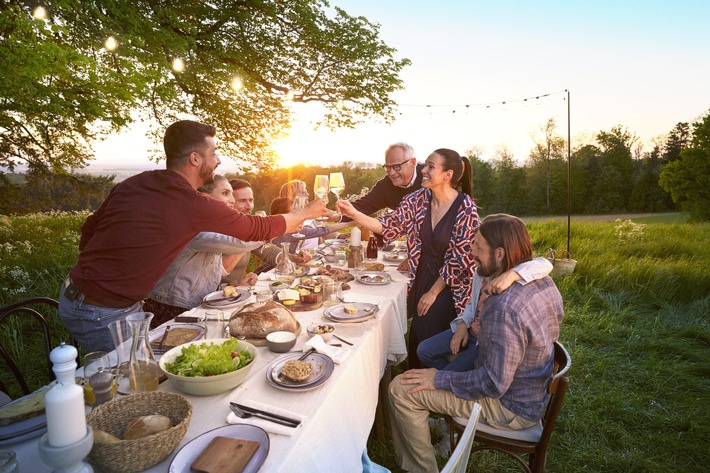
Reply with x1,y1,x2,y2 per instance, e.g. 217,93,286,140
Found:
228,301,298,338
123,414,172,440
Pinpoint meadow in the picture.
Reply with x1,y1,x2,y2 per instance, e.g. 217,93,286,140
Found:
1,212,709,472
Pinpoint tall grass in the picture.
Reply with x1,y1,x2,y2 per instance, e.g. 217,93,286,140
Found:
2,213,709,471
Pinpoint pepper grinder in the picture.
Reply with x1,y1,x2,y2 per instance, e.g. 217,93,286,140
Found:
38,343,94,473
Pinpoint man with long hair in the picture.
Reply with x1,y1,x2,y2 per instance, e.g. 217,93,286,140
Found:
388,214,564,473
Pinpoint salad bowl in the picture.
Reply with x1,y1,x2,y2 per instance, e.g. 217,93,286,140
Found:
159,338,257,396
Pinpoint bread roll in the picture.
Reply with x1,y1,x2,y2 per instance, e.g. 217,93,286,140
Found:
123,414,172,440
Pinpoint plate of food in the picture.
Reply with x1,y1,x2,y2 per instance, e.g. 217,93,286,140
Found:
323,238,349,248
355,271,391,286
265,352,334,391
149,323,205,353
202,287,251,308
169,423,269,473
0,387,50,445
323,302,379,323
314,265,354,283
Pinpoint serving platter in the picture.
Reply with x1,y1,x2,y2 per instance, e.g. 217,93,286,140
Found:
265,352,334,391
202,288,251,308
169,424,269,473
323,302,379,323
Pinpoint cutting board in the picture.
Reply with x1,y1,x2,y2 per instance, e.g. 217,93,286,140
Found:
190,436,260,473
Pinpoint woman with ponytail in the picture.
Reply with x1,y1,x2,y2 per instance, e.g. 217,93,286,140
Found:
338,148,479,368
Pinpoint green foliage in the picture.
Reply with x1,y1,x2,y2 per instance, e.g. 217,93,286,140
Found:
3,212,710,471
0,1,410,172
660,111,710,222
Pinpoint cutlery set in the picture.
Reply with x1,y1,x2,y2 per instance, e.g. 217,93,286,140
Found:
229,402,301,428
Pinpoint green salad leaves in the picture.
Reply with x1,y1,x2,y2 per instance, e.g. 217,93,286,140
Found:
165,338,252,377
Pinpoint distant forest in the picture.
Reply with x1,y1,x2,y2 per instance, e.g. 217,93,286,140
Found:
0,119,697,218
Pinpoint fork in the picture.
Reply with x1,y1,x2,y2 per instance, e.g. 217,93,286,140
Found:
229,403,300,427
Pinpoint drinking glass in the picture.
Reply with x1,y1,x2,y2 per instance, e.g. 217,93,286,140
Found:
291,195,309,239
329,172,345,218
254,210,267,217
0,450,18,473
313,175,330,225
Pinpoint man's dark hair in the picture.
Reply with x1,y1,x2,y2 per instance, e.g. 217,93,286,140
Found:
229,179,252,191
270,197,292,215
163,120,217,168
478,214,532,272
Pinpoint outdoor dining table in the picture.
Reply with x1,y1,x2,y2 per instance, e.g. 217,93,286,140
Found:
9,259,410,472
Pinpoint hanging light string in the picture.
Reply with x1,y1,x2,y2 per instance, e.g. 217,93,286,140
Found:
396,90,568,114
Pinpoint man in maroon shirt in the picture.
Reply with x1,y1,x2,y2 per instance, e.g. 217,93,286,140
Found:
59,120,326,351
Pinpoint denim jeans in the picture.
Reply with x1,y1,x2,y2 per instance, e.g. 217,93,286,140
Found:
416,329,479,372
58,279,143,352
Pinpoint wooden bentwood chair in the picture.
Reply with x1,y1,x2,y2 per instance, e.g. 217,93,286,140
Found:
448,341,571,473
0,297,62,398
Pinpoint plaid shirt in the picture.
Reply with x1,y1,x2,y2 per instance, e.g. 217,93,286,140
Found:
434,277,564,422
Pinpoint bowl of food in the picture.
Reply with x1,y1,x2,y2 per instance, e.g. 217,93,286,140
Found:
306,323,335,343
269,280,290,293
159,338,257,396
265,331,297,353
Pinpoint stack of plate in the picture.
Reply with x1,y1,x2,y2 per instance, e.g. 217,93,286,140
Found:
265,352,334,392
323,302,379,323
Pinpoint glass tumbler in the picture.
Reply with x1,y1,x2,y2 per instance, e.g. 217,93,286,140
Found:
0,450,18,473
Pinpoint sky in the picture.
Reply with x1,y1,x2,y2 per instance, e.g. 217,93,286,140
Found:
91,0,710,171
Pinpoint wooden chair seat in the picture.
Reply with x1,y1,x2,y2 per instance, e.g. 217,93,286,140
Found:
448,341,571,473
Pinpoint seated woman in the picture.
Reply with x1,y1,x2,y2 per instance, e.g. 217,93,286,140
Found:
144,175,263,327
254,197,349,273
417,257,553,371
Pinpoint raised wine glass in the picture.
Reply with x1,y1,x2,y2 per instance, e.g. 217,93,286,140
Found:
313,175,330,226
329,172,345,217
291,194,308,239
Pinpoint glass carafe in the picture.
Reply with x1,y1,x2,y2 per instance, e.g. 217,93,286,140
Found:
127,312,160,393
274,242,296,285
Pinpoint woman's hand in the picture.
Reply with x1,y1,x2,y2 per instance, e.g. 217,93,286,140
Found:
417,291,437,317
233,272,257,286
489,269,521,294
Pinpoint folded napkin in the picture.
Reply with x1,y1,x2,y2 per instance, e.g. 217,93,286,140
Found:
257,272,274,281
304,335,351,365
226,400,306,436
342,292,383,305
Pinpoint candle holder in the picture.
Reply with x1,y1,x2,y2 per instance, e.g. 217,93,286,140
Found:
348,245,363,269
38,426,94,473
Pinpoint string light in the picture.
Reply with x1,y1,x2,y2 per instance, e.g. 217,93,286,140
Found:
172,58,185,73
397,90,565,115
286,90,295,101
104,36,118,51
230,76,243,91
33,6,46,20
335,99,344,110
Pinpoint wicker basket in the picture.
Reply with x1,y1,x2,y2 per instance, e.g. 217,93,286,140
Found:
87,391,193,473
547,249,578,275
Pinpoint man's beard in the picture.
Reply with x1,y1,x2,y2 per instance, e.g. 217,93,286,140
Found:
199,162,215,184
474,252,499,277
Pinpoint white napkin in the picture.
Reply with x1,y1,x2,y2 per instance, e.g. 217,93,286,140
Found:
226,399,306,436
304,335,351,364
257,272,274,281
343,292,383,305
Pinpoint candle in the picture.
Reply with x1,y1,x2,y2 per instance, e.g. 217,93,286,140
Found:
45,343,87,447
350,227,361,247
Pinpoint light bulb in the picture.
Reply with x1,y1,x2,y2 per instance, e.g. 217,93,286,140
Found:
33,6,46,20
286,91,295,101
172,58,185,72
336,100,344,110
104,36,118,51
230,77,243,91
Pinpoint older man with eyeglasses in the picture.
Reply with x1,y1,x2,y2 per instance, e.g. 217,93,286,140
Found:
342,142,424,221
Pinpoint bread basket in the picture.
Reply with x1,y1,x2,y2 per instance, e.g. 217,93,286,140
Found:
87,391,192,473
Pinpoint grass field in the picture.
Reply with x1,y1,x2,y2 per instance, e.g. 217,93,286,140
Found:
2,212,709,472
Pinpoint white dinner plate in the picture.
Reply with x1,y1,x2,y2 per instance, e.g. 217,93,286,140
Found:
0,411,47,445
382,251,407,262
323,239,349,247
202,288,251,308
355,271,391,286
323,302,379,323
265,352,334,391
169,424,269,473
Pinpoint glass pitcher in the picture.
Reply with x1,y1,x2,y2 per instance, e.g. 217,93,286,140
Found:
127,312,160,392
274,242,296,285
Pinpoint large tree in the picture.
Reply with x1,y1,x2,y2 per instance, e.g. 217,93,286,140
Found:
0,0,410,172
660,111,710,221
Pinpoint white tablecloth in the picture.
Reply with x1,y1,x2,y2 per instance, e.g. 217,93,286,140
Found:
9,264,409,473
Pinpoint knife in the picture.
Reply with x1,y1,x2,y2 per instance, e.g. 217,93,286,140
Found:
230,402,302,426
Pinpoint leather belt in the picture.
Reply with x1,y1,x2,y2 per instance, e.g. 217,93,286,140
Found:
63,278,109,308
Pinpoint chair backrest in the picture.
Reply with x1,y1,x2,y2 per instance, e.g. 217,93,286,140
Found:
0,297,61,398
441,403,482,473
536,341,571,455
